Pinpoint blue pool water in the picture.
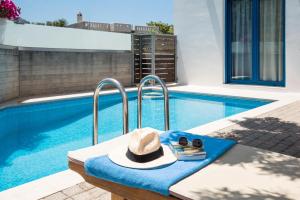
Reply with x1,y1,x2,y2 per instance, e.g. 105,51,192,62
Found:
0,91,270,191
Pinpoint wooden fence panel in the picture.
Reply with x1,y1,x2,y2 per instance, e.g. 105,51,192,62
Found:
133,34,176,84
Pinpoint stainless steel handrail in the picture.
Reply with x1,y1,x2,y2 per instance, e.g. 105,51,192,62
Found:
137,75,170,131
93,78,128,145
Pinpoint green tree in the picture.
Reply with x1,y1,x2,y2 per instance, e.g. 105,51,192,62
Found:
146,21,174,35
46,19,68,27
31,22,46,26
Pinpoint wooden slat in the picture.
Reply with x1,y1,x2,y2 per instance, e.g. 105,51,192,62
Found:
156,42,175,48
155,69,175,73
141,54,153,59
155,54,175,59
155,57,175,61
155,60,175,64
133,34,176,83
111,193,124,200
155,50,175,55
156,72,175,77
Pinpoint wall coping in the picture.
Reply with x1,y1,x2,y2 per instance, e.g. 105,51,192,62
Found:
0,44,131,53
18,47,132,53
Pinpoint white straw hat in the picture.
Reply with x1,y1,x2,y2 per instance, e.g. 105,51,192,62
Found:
108,128,177,169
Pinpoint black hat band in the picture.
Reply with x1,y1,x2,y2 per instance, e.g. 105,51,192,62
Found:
126,146,164,163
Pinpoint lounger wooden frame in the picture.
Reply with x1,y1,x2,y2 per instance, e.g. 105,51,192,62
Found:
68,160,179,200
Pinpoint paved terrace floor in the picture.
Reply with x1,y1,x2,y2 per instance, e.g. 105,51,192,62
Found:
40,101,300,200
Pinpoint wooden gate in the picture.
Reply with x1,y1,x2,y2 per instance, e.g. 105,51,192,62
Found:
133,34,176,84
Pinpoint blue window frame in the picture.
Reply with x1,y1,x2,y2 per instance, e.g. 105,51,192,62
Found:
225,0,285,87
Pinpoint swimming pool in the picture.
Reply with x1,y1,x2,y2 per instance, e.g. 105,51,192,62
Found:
0,91,271,191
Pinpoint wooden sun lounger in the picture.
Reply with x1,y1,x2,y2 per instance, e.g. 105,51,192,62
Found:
68,131,300,200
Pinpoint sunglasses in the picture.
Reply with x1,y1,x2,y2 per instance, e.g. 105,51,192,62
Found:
178,137,203,148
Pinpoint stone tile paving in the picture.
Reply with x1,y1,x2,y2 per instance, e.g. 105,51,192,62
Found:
40,101,300,200
40,182,110,200
210,101,300,158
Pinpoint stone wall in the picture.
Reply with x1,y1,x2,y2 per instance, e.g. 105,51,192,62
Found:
0,46,133,102
0,47,19,102
19,49,132,97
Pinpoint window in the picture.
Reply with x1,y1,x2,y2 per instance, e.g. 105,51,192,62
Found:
226,0,285,86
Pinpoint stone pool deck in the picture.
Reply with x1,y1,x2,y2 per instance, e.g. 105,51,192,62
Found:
40,100,300,200
211,100,300,158
40,182,109,200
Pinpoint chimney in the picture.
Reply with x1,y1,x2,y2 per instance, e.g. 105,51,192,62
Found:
77,12,83,23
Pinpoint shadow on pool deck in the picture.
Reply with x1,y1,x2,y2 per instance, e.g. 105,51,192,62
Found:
216,117,300,158
192,187,293,200
211,116,300,181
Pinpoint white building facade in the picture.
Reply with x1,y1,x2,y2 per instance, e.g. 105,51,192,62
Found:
174,0,300,92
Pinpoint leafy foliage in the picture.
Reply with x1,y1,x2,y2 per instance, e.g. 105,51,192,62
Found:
0,0,20,20
146,21,174,35
31,22,46,26
46,19,68,27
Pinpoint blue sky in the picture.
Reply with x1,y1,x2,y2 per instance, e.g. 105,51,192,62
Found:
13,0,173,25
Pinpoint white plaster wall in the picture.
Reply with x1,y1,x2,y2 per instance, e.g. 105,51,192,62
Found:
0,19,131,50
174,0,300,92
174,0,224,86
285,0,300,91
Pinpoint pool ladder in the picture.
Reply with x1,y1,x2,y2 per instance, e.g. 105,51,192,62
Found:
92,78,128,145
92,75,170,145
137,75,170,131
